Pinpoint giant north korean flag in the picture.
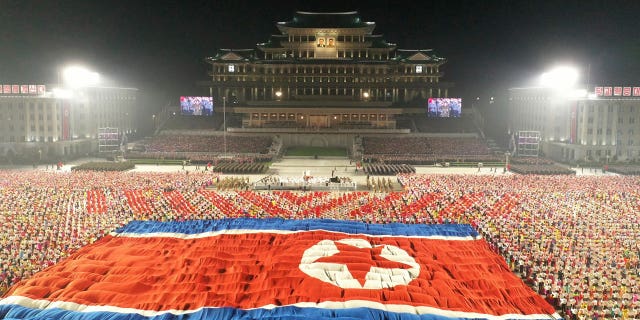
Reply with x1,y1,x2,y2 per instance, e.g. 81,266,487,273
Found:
0,219,559,319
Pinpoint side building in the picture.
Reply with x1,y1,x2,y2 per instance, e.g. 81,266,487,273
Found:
508,86,640,163
0,84,138,163
203,11,452,132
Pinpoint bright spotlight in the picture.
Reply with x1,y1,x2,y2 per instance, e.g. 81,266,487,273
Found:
539,66,579,88
363,92,370,98
275,91,282,97
62,66,100,88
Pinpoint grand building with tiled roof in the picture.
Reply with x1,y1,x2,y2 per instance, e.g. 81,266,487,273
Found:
204,11,452,131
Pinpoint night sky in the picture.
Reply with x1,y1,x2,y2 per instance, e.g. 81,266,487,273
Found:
1,0,639,105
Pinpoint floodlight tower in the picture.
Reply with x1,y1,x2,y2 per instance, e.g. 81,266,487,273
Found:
539,66,579,89
62,66,100,88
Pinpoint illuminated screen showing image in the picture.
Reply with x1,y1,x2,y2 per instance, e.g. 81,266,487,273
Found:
427,98,462,117
180,96,214,116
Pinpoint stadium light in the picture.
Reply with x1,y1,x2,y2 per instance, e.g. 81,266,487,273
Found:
62,66,100,88
52,88,74,99
539,66,579,88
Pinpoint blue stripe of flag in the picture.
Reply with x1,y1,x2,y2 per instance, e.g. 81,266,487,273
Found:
0,304,479,320
114,218,479,238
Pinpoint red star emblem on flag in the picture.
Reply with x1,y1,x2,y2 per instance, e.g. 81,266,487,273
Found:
314,241,414,286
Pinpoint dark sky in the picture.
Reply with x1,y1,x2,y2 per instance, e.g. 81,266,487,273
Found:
1,0,639,104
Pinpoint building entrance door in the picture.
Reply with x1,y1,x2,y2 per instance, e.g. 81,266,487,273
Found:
309,115,328,128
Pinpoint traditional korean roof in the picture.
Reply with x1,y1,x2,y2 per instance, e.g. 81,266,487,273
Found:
393,49,446,63
205,49,257,62
365,35,396,48
277,11,373,28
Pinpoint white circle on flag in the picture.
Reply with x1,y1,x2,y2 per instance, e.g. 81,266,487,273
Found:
298,238,420,289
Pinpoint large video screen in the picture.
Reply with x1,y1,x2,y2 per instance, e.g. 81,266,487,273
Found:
180,96,214,116
427,98,462,117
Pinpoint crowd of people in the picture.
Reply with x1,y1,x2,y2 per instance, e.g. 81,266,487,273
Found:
362,163,415,175
362,136,499,164
141,134,273,154
2,170,640,319
363,137,491,156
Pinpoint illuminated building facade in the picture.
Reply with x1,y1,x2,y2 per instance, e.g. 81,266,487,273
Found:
509,86,640,163
0,85,137,161
204,11,451,131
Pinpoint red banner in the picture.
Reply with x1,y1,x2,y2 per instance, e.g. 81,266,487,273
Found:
594,87,603,96
0,84,46,95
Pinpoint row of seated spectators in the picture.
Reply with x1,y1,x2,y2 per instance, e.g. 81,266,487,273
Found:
509,164,575,175
362,137,491,158
509,157,574,175
607,165,640,176
510,157,556,165
362,163,415,175
125,152,273,164
363,154,502,165
142,135,273,154
3,170,640,319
